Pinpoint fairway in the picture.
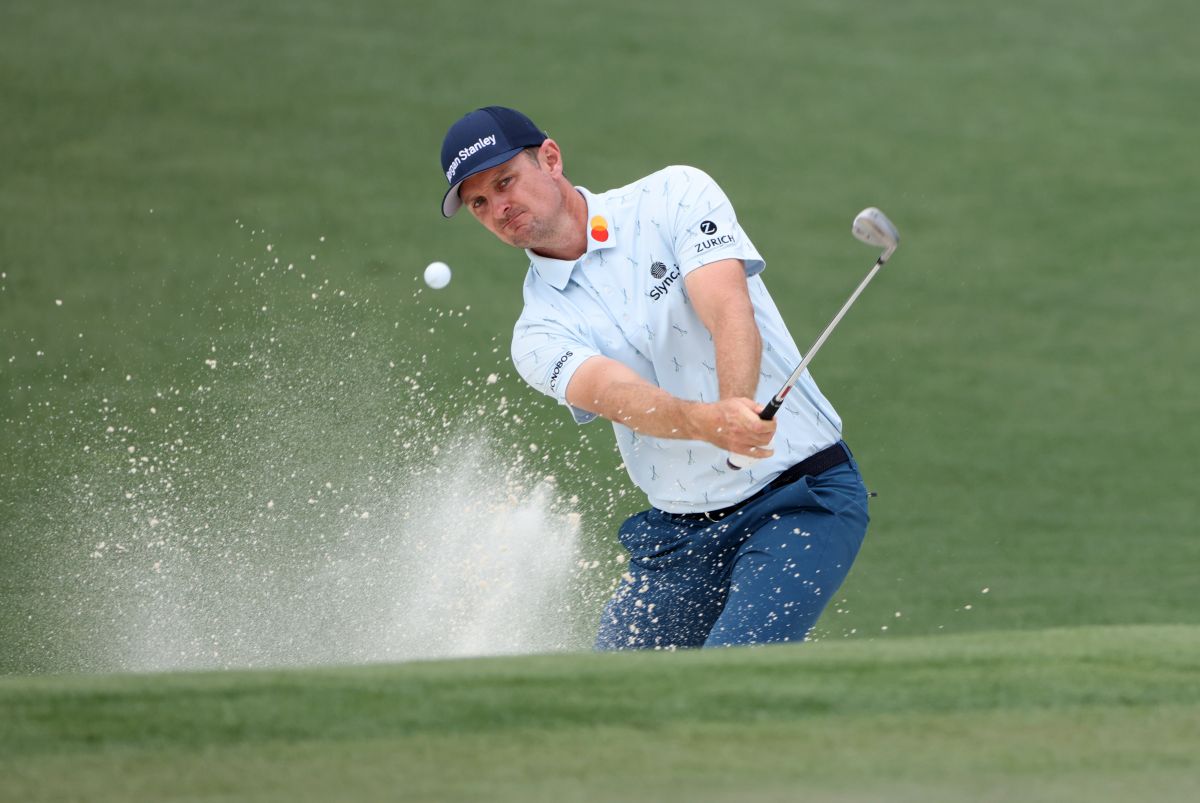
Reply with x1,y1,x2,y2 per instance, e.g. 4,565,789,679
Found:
3,626,1198,802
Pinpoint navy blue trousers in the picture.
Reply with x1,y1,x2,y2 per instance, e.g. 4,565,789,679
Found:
595,449,870,650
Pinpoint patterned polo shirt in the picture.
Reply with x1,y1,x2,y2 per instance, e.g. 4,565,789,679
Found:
511,165,842,513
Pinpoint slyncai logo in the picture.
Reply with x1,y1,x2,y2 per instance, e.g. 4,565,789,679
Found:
647,266,682,302
650,261,667,279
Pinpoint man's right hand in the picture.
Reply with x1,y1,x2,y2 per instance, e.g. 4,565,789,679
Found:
688,398,776,459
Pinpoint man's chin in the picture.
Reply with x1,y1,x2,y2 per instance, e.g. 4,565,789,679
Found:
504,227,538,250
498,216,552,250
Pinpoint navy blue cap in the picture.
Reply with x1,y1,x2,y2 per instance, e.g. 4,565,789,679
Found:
440,106,548,217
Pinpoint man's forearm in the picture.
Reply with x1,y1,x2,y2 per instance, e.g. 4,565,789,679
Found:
575,374,702,439
566,355,776,455
712,311,762,400
683,259,763,400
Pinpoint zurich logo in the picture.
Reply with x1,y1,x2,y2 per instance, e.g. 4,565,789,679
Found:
699,220,718,235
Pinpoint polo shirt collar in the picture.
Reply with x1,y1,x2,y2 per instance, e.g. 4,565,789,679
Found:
526,187,616,290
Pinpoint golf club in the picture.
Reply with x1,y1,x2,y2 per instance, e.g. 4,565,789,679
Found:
727,207,900,470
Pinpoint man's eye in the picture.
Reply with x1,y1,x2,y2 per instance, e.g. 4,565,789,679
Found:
499,177,512,189
471,197,485,209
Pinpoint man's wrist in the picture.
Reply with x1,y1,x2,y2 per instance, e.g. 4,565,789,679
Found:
677,399,708,441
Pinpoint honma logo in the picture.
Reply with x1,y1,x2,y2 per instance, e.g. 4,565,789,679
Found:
699,220,718,235
650,261,668,279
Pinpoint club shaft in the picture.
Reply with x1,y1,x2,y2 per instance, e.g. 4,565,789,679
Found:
760,255,888,421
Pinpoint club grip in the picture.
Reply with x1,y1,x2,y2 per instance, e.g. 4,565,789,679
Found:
759,395,784,421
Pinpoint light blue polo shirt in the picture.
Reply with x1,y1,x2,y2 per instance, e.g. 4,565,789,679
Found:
511,165,843,514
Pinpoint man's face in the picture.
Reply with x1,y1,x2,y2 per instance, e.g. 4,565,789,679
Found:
459,146,566,250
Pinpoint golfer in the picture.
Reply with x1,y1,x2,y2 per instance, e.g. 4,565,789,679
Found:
439,106,870,649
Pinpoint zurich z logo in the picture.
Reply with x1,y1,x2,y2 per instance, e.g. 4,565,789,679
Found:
694,217,735,254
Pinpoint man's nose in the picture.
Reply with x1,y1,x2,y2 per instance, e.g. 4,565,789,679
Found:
492,197,512,223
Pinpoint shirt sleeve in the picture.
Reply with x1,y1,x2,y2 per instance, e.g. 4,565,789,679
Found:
511,300,602,425
665,165,765,279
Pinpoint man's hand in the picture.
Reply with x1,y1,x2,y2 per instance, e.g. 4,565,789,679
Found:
687,397,776,458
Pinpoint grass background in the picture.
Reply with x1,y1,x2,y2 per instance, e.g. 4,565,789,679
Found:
1,0,1198,798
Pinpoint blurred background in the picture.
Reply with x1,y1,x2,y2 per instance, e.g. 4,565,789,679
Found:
2,0,1196,674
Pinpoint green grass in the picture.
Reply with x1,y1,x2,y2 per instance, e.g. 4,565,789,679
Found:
5,2,1197,796
3,625,1198,801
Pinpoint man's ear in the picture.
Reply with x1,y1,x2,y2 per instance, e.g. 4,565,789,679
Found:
539,139,563,177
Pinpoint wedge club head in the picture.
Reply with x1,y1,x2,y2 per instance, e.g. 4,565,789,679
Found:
852,207,900,262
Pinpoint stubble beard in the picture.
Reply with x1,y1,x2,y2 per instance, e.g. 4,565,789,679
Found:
504,186,568,251
504,213,549,250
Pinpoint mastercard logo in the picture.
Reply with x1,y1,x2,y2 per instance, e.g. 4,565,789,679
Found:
590,215,609,242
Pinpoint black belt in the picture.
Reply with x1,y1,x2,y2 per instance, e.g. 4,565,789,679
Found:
667,441,851,523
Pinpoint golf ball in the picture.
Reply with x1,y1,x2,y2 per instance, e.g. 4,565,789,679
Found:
424,261,451,289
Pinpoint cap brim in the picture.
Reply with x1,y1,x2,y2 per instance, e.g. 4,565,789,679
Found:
441,147,526,218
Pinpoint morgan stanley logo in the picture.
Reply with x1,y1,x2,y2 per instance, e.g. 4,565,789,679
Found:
548,350,574,392
699,220,718,235
445,134,497,182
650,261,668,279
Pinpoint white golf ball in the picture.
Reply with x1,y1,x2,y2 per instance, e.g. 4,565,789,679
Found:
424,261,451,289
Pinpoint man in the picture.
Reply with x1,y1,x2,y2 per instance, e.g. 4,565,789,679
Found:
439,106,870,650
